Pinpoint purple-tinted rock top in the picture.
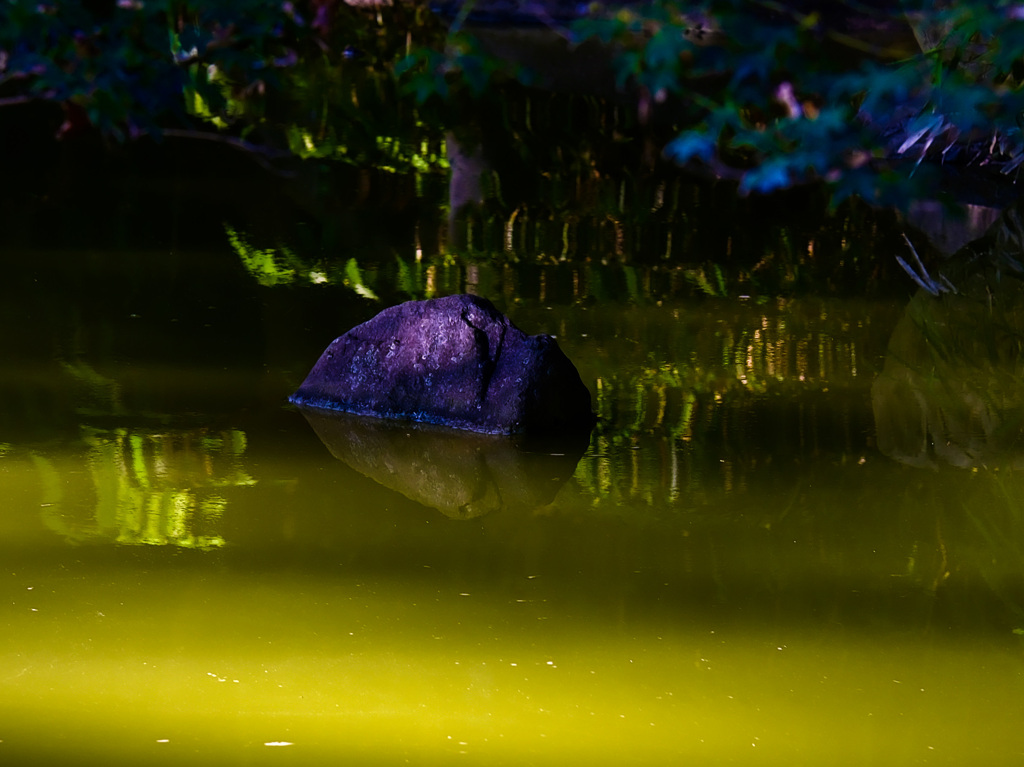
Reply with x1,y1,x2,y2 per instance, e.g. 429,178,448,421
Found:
289,294,594,436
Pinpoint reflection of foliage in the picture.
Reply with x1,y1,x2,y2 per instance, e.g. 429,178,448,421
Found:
228,184,905,301
967,471,1024,633
873,256,1024,469
227,223,381,298
449,182,905,296
226,223,306,286
564,296,890,512
25,347,261,548
686,264,727,297
344,257,380,300
571,386,1024,637
36,427,255,548
61,359,125,416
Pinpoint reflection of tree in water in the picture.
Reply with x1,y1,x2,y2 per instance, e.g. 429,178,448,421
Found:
872,202,1024,633
966,472,1024,633
873,205,1024,470
573,298,883,509
36,427,254,548
19,354,257,547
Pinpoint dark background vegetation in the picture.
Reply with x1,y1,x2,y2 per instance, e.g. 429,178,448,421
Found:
4,1,1024,206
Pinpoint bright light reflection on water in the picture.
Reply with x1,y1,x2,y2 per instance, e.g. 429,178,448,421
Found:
2,557,1022,767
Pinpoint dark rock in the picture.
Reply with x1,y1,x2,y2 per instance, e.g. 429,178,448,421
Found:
289,294,595,436
299,409,589,518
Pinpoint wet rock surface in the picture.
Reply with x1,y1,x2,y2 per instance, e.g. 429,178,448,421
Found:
289,294,594,436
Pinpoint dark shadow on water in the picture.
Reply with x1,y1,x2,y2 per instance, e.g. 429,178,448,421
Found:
296,407,590,518
874,201,1024,469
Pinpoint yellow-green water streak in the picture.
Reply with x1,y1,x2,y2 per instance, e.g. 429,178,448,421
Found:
2,563,1022,766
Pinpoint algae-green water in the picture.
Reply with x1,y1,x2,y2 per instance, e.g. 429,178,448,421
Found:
2,156,1023,765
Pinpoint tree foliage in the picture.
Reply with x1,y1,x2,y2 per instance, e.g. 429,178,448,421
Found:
600,1,1024,203
403,0,1024,205
4,1,1024,206
1,1,307,139
0,0,445,171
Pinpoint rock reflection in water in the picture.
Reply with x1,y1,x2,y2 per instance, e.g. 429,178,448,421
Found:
298,409,589,518
873,210,1024,468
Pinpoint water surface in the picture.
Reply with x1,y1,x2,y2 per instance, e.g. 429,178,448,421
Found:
1,154,1023,766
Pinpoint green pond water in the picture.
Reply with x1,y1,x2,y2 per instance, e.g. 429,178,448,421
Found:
2,154,1024,766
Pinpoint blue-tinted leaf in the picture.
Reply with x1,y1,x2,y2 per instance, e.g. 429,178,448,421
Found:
739,159,793,194
663,132,715,164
